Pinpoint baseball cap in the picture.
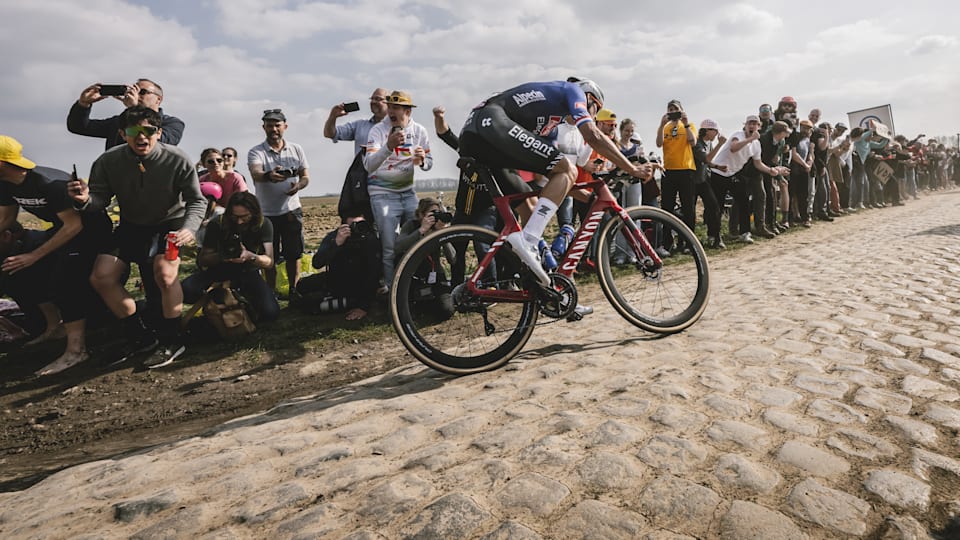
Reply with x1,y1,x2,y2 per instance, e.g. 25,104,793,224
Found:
596,108,617,122
745,115,760,123
700,119,719,130
835,122,848,130
818,122,831,129
0,135,36,170
262,108,286,122
386,90,416,107
779,96,797,104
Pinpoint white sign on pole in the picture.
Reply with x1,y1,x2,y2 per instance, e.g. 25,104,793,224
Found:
847,104,896,136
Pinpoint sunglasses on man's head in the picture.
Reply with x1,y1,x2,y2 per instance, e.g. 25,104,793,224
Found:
206,158,224,165
263,108,281,114
124,125,159,138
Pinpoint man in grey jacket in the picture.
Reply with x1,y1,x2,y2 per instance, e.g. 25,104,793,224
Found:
70,106,205,369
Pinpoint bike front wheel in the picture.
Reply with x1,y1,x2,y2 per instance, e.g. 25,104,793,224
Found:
390,225,538,375
597,206,710,333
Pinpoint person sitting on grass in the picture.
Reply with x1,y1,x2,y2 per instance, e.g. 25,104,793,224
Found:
181,191,279,324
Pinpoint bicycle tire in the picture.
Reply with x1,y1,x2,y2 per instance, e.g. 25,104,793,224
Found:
390,225,538,375
596,206,710,333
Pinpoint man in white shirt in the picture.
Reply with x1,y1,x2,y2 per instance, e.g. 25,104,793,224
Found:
247,109,310,294
363,91,432,288
710,115,788,243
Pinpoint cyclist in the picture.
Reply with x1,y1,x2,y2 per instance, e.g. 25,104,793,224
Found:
458,77,651,286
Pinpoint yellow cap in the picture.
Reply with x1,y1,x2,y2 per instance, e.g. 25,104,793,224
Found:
595,108,617,122
0,135,36,170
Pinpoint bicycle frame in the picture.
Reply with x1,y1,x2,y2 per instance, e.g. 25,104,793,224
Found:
464,174,663,301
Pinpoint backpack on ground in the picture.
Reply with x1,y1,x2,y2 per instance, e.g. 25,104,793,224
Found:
183,281,255,339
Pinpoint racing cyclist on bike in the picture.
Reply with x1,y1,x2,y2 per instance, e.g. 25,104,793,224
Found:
458,77,652,287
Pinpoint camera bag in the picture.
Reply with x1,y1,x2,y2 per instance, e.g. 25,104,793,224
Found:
183,281,256,339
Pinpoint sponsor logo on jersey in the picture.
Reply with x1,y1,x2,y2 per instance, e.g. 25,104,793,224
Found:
12,197,48,207
508,126,556,159
512,90,546,108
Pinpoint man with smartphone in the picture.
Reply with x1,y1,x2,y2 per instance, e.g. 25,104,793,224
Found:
324,88,389,154
362,90,433,289
67,79,185,150
70,106,205,369
655,99,698,253
0,135,112,375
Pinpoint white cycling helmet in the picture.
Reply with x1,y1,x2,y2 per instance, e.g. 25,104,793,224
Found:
567,77,605,109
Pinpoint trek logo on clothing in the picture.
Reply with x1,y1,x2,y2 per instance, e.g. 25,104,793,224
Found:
512,90,546,108
12,196,48,208
508,126,556,159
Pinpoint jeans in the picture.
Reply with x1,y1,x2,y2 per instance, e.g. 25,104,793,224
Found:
850,161,867,208
370,190,419,286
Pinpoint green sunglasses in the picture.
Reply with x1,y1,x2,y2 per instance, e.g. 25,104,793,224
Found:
124,125,160,138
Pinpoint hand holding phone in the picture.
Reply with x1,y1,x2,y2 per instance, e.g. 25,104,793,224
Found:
343,101,360,113
99,84,127,97
667,111,682,121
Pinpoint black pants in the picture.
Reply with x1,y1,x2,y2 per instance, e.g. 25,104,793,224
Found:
790,166,811,223
710,174,749,236
661,169,697,233
695,179,721,238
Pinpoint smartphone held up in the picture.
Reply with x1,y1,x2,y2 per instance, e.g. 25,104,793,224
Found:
343,101,360,113
99,84,127,96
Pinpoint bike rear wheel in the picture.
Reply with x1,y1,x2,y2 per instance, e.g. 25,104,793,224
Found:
390,225,538,375
597,206,710,333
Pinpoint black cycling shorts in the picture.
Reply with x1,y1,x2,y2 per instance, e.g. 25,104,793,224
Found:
459,104,562,195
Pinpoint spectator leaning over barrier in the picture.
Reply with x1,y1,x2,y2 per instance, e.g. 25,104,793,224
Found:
756,121,793,235
295,206,381,321
655,99,697,253
710,115,788,243
247,109,310,296
363,90,432,290
0,136,113,375
67,78,184,150
70,106,206,369
182,191,279,324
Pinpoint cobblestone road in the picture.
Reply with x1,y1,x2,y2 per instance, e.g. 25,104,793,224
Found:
2,191,960,539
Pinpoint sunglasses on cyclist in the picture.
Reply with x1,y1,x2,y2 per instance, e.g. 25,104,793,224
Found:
124,125,160,138
206,158,224,165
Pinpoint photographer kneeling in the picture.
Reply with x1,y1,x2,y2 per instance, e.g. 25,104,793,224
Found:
295,207,381,321
182,192,279,323
394,197,454,320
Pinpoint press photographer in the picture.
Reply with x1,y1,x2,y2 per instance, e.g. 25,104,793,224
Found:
181,192,279,324
294,207,381,321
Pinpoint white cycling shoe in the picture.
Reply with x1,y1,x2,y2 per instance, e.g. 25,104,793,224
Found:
506,232,551,286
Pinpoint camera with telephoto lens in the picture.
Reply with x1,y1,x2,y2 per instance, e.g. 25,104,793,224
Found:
431,210,453,223
222,233,243,259
348,219,373,240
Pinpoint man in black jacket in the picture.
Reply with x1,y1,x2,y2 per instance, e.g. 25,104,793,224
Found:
67,78,185,150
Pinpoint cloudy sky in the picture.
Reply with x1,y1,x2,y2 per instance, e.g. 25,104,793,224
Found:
3,0,958,196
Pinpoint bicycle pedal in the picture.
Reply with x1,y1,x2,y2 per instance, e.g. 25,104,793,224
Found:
565,312,584,323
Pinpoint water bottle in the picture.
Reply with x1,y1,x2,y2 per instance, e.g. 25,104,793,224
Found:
539,239,558,271
550,224,575,260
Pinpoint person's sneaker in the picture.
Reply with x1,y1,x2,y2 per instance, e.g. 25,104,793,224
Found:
655,246,672,258
143,343,186,369
738,232,754,244
574,304,593,316
105,334,158,366
708,236,726,249
506,232,550,286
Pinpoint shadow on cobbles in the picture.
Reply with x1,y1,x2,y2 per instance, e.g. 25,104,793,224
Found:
912,224,960,237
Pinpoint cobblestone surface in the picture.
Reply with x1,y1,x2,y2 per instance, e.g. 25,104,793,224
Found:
2,191,959,538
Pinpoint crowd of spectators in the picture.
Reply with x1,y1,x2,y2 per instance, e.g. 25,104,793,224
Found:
1,78,956,376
